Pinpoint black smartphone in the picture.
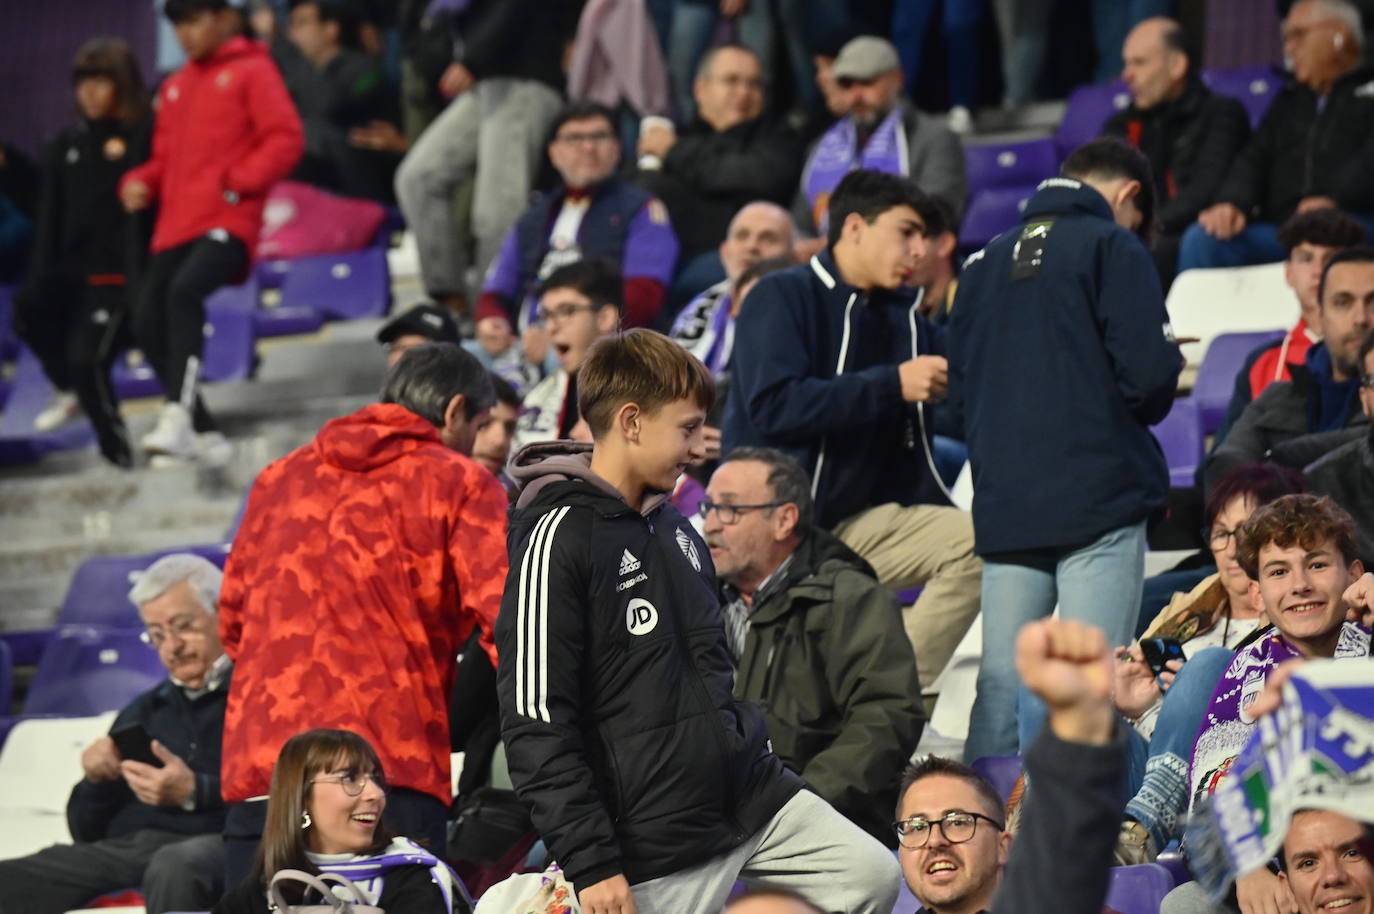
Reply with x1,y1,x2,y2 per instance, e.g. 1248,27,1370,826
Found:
1139,637,1187,678
111,722,163,768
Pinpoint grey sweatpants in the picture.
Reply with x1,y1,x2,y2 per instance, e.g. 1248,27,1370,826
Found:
629,789,900,914
394,76,563,299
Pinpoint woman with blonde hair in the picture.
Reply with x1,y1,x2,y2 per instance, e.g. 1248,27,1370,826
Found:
213,729,469,913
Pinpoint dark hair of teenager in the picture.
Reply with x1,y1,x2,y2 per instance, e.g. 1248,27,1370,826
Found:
1317,245,1374,306
536,258,625,314
1235,494,1360,580
734,255,795,300
1060,137,1157,241
382,341,496,423
164,0,229,24
1278,207,1366,254
489,371,522,410
72,37,152,125
826,169,933,249
252,729,395,889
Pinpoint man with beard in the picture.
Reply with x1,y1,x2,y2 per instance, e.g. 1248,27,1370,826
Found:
1204,247,1374,492
799,36,967,237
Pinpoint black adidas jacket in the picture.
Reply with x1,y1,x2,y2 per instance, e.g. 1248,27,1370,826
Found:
495,443,801,889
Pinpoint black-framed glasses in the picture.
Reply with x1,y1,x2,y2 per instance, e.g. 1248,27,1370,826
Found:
554,130,615,146
311,770,387,797
1204,525,1243,550
893,811,1003,849
536,302,598,324
697,499,784,525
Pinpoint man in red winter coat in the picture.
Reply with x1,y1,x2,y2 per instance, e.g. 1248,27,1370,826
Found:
218,343,509,886
119,0,302,465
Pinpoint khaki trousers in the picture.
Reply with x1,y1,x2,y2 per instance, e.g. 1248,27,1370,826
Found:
834,502,982,694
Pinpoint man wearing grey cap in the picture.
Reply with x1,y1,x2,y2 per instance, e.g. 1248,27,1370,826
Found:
800,36,967,236
375,302,462,368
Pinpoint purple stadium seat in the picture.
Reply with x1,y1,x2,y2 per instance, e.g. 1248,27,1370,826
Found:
23,626,166,715
1054,81,1132,161
277,248,390,321
111,282,258,399
1155,851,1192,887
960,186,1035,251
0,629,54,667
969,754,1022,804
0,346,97,465
1106,863,1176,914
964,139,1058,194
58,546,231,629
1202,65,1282,128
0,640,11,716
1151,398,1204,489
1192,330,1286,434
254,302,326,338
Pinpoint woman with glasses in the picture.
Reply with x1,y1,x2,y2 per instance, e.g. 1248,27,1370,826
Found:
213,729,470,913
1109,462,1306,865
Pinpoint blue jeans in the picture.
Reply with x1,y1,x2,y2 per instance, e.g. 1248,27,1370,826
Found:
891,0,984,109
964,520,1147,762
1178,212,1374,273
1123,646,1235,850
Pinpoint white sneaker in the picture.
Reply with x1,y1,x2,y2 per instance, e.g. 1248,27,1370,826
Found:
948,105,973,135
33,392,80,431
141,403,197,459
197,431,233,467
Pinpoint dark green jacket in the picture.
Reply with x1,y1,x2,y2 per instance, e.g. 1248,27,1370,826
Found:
731,528,924,846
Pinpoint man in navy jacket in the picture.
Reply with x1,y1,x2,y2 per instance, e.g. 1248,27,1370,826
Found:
724,169,982,697
949,138,1183,762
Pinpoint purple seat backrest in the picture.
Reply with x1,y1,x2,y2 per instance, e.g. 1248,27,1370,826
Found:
1192,330,1287,434
969,754,1022,804
1105,863,1176,914
1201,66,1282,127
24,626,166,715
1054,82,1132,161
111,282,257,398
965,139,1059,194
960,187,1036,251
0,640,11,717
278,248,390,321
58,547,230,628
0,346,97,465
1151,398,1204,489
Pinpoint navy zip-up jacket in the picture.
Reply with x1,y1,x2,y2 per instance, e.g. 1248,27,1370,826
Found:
948,178,1181,555
723,249,950,529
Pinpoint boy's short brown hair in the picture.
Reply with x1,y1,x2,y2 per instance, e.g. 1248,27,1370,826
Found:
579,329,715,438
1235,493,1359,580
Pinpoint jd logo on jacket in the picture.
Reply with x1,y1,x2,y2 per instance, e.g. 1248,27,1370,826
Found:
627,598,658,636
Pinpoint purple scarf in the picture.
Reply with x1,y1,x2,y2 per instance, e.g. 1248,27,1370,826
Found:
802,108,908,231
313,838,460,912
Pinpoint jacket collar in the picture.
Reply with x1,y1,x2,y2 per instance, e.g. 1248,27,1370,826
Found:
810,248,924,310
741,527,878,625
1021,177,1116,224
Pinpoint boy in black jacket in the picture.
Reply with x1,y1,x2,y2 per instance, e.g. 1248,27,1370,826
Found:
496,329,898,914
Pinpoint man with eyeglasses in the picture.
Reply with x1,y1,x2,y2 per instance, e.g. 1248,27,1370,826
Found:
704,447,922,846
1305,328,1374,566
1206,247,1374,494
477,100,679,362
0,553,229,914
512,260,624,452
799,36,967,239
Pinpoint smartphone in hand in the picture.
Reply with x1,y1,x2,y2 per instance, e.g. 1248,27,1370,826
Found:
111,723,163,768
1139,637,1187,679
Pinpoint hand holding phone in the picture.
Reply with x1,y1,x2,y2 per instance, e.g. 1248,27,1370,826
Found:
111,723,164,768
1139,637,1187,680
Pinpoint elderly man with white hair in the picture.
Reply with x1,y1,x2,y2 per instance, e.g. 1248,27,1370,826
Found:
0,553,231,914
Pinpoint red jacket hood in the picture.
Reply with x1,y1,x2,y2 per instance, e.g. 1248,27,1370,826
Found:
313,403,446,472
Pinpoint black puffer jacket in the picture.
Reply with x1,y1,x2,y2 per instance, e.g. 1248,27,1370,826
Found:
1215,65,1374,224
495,443,801,889
1102,77,1251,235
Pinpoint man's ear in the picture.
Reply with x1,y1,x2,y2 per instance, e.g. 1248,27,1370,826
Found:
997,829,1012,867
595,304,621,335
937,231,958,259
773,502,800,542
1115,178,1142,211
443,393,467,434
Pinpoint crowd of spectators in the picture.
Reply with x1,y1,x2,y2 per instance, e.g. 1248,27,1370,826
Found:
3,0,1374,913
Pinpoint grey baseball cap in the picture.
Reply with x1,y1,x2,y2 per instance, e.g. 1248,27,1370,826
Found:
832,36,902,81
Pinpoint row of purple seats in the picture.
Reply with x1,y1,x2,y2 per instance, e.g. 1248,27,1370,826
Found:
960,138,1060,251
1152,398,1205,489
111,282,258,399
1053,66,1281,165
